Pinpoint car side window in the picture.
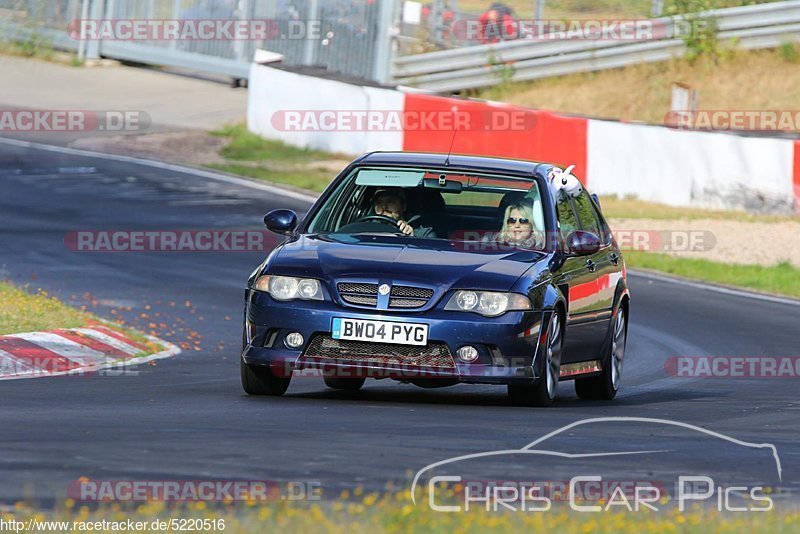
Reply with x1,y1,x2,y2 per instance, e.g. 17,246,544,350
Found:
587,196,613,245
555,191,579,243
573,190,601,237
307,173,358,232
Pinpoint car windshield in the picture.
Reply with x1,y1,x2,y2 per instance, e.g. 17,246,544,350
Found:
306,166,546,250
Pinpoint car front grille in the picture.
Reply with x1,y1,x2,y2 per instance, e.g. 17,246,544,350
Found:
337,282,434,310
340,294,378,306
338,282,378,295
300,335,455,368
388,298,429,308
390,286,434,299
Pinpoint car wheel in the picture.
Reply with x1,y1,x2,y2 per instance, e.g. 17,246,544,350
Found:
575,305,627,400
323,376,366,390
508,311,563,407
240,358,291,396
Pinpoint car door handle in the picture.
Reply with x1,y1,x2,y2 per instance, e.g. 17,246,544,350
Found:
609,253,619,265
585,259,596,272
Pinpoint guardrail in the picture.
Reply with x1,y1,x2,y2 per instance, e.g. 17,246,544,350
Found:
392,0,800,92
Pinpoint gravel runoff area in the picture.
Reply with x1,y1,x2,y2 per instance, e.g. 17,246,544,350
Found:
608,218,800,268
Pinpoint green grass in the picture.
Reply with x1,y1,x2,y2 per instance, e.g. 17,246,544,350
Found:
625,252,800,298
0,283,91,335
210,124,337,163
0,35,55,61
207,124,341,192
599,196,800,222
206,164,334,193
480,46,800,128
0,281,164,355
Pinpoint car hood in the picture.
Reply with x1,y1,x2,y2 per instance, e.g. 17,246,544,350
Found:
267,234,547,292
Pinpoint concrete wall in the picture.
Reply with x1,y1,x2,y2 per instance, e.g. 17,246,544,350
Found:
248,62,800,214
248,64,404,155
587,120,797,213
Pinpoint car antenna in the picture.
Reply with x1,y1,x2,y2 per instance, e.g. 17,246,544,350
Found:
444,126,459,167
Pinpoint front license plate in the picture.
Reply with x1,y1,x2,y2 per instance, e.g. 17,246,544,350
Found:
331,318,428,346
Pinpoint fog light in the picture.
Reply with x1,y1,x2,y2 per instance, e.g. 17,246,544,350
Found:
284,332,304,349
457,345,479,363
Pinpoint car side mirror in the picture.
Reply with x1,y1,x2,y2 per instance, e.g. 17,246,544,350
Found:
264,209,298,235
567,230,601,256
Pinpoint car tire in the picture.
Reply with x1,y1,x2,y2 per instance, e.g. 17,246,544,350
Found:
323,376,366,390
575,305,627,401
240,358,291,396
508,311,563,407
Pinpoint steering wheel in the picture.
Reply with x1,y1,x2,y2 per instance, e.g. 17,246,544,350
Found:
355,214,401,226
354,214,422,226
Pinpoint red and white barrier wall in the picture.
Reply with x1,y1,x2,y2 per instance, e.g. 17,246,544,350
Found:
248,63,800,213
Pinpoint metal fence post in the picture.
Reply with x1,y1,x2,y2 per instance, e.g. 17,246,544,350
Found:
235,0,251,63
170,0,181,51
652,0,664,17
431,0,445,45
303,0,320,66
77,0,89,62
535,0,545,20
373,0,398,85
84,0,103,60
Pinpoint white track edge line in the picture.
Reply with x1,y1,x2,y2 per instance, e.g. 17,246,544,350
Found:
0,136,319,203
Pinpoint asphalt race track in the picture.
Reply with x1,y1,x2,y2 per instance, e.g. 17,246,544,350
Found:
1,139,798,507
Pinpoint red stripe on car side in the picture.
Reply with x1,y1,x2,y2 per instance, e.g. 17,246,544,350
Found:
569,274,611,303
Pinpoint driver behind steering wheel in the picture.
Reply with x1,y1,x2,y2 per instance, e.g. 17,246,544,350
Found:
371,188,436,237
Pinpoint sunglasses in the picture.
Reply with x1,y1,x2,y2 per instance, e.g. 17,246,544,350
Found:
507,217,531,225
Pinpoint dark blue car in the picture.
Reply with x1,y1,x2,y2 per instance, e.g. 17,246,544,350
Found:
242,152,629,406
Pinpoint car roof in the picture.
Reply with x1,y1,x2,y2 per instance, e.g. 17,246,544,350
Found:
355,151,554,178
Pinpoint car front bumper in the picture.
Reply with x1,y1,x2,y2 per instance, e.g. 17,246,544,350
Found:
242,289,551,386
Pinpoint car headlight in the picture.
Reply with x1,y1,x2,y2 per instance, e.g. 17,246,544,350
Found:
253,275,323,301
445,290,531,317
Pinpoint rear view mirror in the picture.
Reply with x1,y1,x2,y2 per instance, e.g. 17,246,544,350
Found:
423,177,462,193
567,231,601,256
